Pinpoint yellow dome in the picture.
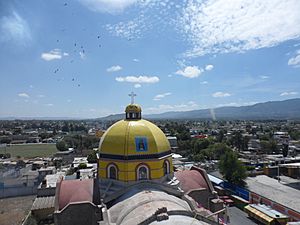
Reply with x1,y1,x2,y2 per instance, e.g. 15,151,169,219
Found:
99,119,170,156
98,101,173,182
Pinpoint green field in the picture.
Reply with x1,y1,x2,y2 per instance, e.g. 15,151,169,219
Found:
0,144,58,158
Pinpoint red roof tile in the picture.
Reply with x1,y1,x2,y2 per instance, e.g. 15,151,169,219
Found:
175,170,208,192
58,179,94,210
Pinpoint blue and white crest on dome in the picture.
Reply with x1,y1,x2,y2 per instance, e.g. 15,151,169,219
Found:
135,137,148,152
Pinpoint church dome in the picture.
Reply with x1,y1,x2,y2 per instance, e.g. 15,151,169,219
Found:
99,119,171,156
98,97,173,182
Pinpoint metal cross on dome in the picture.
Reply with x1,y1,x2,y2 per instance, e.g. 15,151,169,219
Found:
129,91,137,104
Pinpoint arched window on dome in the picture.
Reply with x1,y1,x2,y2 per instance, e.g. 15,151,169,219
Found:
107,164,118,180
163,160,170,175
137,164,149,180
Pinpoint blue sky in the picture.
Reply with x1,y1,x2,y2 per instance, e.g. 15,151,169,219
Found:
0,0,300,118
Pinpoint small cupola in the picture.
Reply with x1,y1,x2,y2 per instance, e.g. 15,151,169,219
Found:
125,104,141,120
125,92,141,120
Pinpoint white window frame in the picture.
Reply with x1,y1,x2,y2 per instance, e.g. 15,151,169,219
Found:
137,165,149,180
107,164,118,179
164,160,170,175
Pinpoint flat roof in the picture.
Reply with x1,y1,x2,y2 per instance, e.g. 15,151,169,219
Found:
207,174,224,185
280,162,300,168
250,204,288,219
31,196,55,210
246,175,300,213
38,166,55,172
41,172,65,188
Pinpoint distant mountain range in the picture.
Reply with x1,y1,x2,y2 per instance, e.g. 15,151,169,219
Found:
99,98,300,121
1,98,300,121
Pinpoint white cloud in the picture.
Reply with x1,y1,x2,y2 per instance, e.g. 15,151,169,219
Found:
145,101,199,113
217,102,239,107
37,94,45,98
116,75,159,83
176,66,203,78
45,103,54,107
180,0,300,57
212,92,231,98
133,58,140,62
79,0,137,14
134,84,141,88
18,93,29,98
260,75,269,79
288,50,300,67
107,65,122,72
153,92,171,101
205,64,214,71
106,18,143,39
104,1,180,40
280,91,298,96
0,11,31,44
187,101,198,107
200,81,208,84
217,101,258,107
41,49,68,61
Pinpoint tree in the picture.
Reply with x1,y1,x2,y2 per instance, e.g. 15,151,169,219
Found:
216,130,225,143
56,140,68,151
219,151,247,187
78,163,87,169
61,122,70,132
192,139,210,155
260,140,278,154
209,143,231,159
87,151,98,163
282,143,289,158
230,131,243,151
289,130,300,140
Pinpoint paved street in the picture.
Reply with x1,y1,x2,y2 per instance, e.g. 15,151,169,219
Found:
228,206,258,225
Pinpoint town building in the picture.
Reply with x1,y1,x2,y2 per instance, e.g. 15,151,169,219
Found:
53,100,224,225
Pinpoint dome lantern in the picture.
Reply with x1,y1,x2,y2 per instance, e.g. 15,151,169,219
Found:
126,92,141,120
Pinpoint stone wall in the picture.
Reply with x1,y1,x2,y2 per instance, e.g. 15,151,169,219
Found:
54,202,102,225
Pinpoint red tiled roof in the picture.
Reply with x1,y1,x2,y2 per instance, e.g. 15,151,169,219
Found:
175,170,208,192
58,179,94,210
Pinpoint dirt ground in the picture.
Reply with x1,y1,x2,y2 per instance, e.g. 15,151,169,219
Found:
0,195,36,225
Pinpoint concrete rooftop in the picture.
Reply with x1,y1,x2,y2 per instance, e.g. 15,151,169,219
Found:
246,175,300,213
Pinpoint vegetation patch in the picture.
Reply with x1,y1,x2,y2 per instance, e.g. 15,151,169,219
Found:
0,144,58,158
